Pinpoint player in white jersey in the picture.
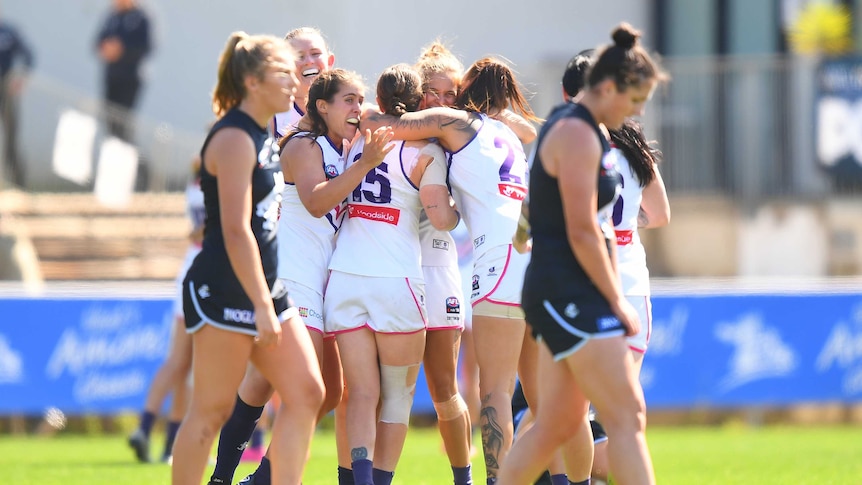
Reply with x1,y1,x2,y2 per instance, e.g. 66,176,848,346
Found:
325,64,459,485
413,42,473,485
127,158,204,464
207,69,394,485
271,27,335,139
361,56,540,482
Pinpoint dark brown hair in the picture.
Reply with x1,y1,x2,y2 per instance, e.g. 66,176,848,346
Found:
587,23,668,92
610,119,662,187
456,57,540,123
377,63,423,116
279,68,364,147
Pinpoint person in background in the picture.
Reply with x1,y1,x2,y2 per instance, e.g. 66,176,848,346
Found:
171,31,323,485
0,11,33,188
127,156,204,464
95,0,151,143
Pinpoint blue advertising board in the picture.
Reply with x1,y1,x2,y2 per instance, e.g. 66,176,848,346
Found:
642,292,862,408
0,297,174,414
1,290,861,415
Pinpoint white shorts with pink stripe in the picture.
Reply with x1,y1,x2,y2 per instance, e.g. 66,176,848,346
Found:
470,244,529,318
323,270,427,334
626,294,652,353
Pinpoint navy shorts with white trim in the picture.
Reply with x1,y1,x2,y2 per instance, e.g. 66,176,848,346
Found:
525,297,625,361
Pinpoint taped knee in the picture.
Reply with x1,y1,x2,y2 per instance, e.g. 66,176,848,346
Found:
433,394,468,422
379,364,420,425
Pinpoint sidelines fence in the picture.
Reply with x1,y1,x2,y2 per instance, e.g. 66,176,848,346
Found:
1,280,861,416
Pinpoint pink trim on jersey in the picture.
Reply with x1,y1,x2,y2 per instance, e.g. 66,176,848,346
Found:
472,245,518,307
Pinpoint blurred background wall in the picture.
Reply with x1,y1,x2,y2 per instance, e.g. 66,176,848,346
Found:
1,0,861,279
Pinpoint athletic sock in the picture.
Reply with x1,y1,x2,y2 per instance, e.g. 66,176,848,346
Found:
453,464,473,485
351,459,373,485
337,465,355,485
250,427,265,450
209,395,265,483
372,468,394,485
162,420,181,458
252,456,271,484
550,474,569,485
139,410,156,436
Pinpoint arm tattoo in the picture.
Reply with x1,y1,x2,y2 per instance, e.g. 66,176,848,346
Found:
350,447,368,461
480,395,504,477
637,207,650,228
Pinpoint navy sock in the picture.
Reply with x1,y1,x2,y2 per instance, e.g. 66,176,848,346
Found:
139,411,156,436
250,427,265,449
209,395,265,483
162,420,181,458
351,459,373,485
338,465,355,485
550,474,569,485
252,456,271,485
453,465,473,485
372,468,394,485
568,479,590,485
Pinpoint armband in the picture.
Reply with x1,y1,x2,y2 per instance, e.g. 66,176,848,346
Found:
419,144,448,188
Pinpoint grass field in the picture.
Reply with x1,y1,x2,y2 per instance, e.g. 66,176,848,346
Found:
1,425,861,484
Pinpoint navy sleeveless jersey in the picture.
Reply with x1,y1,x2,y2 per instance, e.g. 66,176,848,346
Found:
185,108,283,308
522,102,622,307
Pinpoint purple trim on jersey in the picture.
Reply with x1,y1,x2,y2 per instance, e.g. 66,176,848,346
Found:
323,134,343,155
446,113,485,156
400,142,420,192
294,102,305,117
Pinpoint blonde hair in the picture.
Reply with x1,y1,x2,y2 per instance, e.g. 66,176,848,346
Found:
211,31,290,116
414,40,464,90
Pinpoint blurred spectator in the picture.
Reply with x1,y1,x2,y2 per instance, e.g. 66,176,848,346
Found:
0,215,42,285
95,0,151,144
0,13,33,188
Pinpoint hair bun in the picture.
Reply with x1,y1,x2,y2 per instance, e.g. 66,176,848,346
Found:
612,23,640,50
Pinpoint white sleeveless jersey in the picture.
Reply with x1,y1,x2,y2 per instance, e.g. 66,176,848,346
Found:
273,103,305,138
185,177,206,232
277,133,349,291
609,147,650,296
448,114,527,258
329,139,424,278
419,214,458,268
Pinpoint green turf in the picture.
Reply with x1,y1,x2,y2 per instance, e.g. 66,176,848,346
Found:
0,425,860,484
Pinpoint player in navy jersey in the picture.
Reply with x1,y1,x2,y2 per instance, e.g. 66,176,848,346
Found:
170,32,323,485
496,23,666,485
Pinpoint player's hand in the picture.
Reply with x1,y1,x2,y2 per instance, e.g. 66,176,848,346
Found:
254,308,282,348
357,127,395,168
610,298,640,337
